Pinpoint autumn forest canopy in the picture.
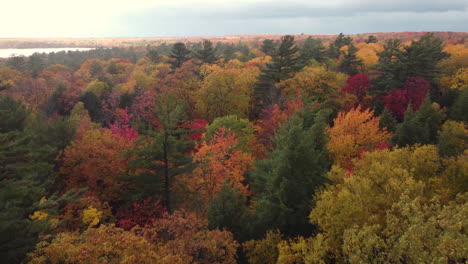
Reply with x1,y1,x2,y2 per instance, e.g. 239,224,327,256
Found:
0,32,467,263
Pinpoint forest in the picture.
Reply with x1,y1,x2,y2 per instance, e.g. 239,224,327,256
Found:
0,32,467,263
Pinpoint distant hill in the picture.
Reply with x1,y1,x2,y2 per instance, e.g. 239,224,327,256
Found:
0,31,466,48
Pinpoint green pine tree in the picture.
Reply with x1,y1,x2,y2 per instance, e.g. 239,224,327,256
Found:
207,183,249,241
251,110,330,237
194,40,220,64
254,35,301,114
127,95,193,212
169,42,191,69
393,98,442,146
449,87,468,122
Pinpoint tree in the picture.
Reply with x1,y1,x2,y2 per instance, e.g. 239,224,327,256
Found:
373,34,449,94
326,33,352,59
338,43,363,75
328,106,392,169
437,120,467,157
449,87,468,122
379,108,397,133
194,40,220,64
260,39,276,56
196,66,257,121
365,35,378,44
207,183,249,241
342,73,370,101
343,193,468,263
59,128,130,202
183,130,252,212
142,211,239,264
0,98,79,263
27,224,185,264
251,110,330,236
384,76,431,120
299,37,326,66
393,97,443,146
145,47,163,64
254,35,301,112
170,42,191,69
80,91,102,123
243,230,283,264
204,115,255,152
309,145,457,262
128,94,193,212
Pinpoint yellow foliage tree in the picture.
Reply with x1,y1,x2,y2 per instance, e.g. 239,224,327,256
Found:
327,106,392,168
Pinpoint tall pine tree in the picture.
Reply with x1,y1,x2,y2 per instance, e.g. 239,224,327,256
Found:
251,110,330,237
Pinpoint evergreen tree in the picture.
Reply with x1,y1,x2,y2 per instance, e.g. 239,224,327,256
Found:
169,42,191,69
0,97,80,263
251,110,330,237
365,35,378,43
449,87,468,122
393,97,442,146
145,47,162,64
299,37,326,66
379,108,397,133
107,60,118,75
127,95,193,212
254,35,301,114
338,43,363,75
207,183,249,241
373,34,449,95
194,40,220,64
80,91,102,123
28,53,46,78
261,39,277,56
326,33,352,59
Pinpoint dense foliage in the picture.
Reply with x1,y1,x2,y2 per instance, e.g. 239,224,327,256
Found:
0,33,466,263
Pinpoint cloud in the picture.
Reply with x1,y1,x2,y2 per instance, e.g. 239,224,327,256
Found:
107,0,468,37
0,0,466,37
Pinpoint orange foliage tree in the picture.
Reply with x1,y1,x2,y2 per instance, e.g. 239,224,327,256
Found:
59,128,132,202
328,106,392,169
140,210,239,264
185,129,253,210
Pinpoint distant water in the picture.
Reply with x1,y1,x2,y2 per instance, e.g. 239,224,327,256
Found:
0,47,95,58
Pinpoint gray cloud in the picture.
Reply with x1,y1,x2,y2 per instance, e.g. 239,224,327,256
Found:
108,0,468,37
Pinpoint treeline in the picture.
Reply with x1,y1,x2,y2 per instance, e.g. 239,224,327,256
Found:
0,33,467,263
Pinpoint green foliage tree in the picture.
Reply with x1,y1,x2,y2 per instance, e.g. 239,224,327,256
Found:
254,35,301,112
128,95,193,212
379,108,397,133
207,183,249,241
169,42,191,69
145,47,163,64
194,40,220,64
338,43,363,75
251,110,330,236
326,33,352,59
299,37,326,66
365,35,378,43
373,34,449,95
449,87,468,122
0,97,79,263
393,97,443,146
260,39,277,56
204,115,254,151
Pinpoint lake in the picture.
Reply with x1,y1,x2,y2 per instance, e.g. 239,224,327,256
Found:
0,47,95,58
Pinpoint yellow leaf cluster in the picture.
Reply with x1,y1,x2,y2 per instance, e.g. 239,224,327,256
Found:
328,106,391,168
82,206,103,227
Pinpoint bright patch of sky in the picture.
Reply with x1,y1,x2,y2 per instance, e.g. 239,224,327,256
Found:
0,0,466,37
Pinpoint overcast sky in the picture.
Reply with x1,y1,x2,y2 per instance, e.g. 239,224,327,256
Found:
1,0,467,37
